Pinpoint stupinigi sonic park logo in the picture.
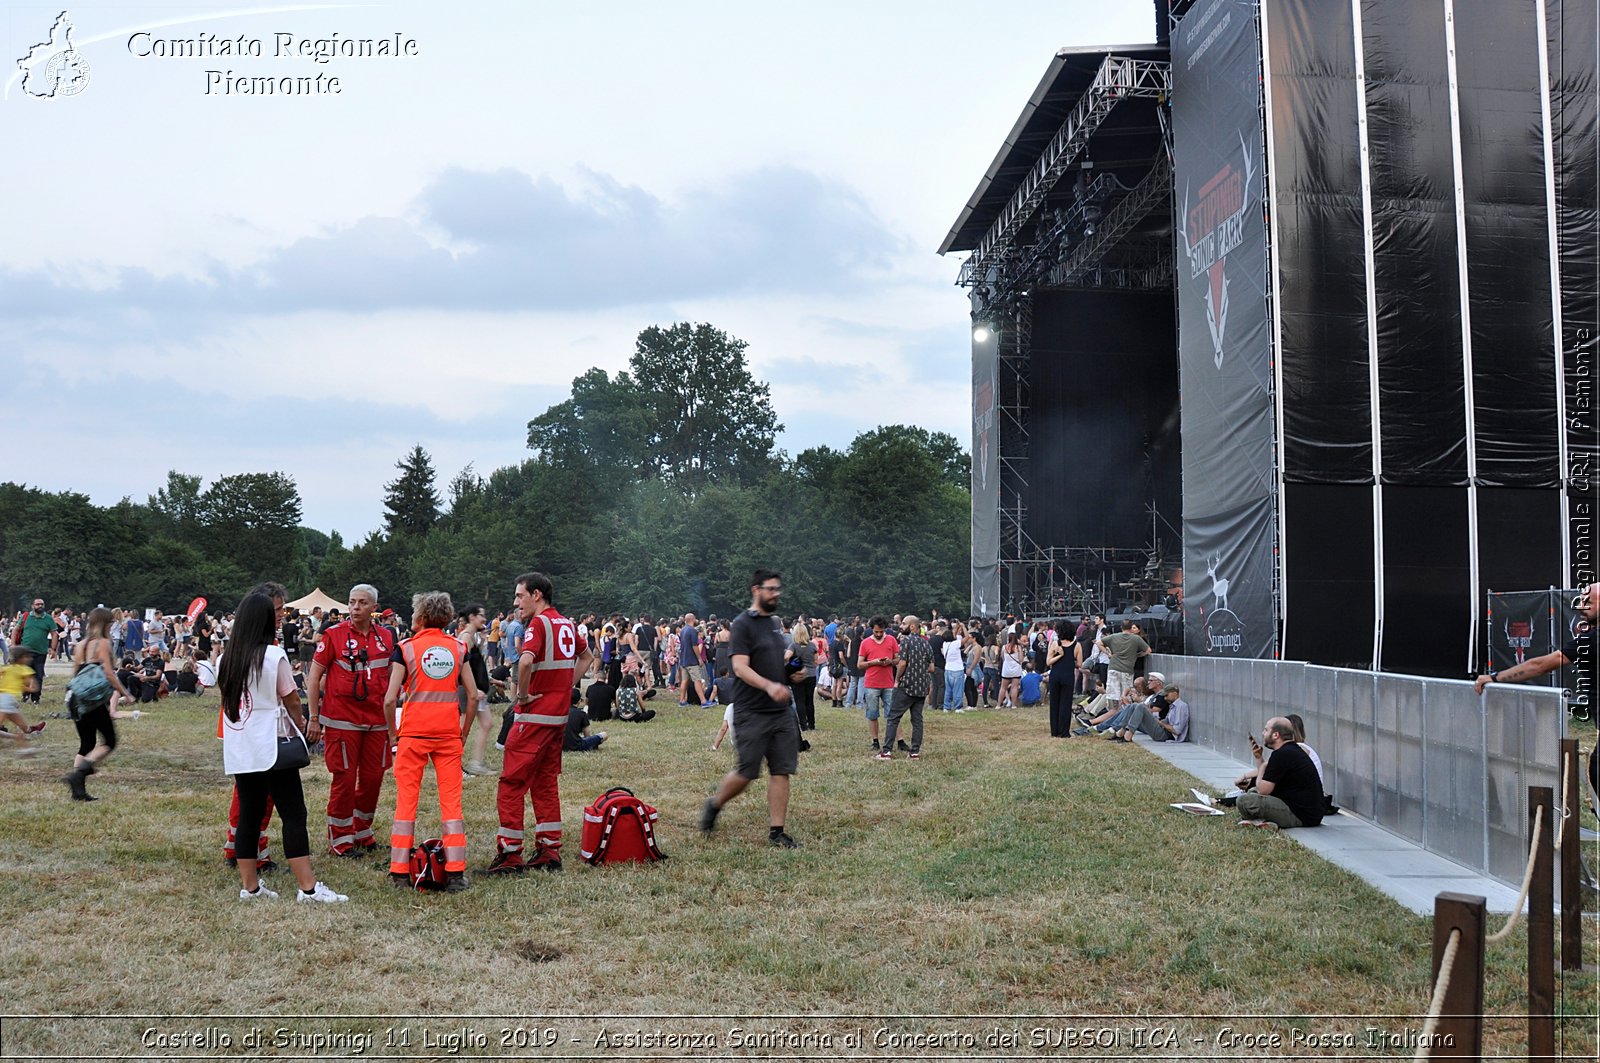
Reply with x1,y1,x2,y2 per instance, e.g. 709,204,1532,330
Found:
16,10,420,98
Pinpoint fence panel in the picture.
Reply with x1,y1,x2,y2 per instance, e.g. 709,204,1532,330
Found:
1420,680,1488,871
1149,654,1565,886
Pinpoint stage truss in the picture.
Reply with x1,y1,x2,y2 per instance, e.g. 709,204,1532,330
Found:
959,53,1174,618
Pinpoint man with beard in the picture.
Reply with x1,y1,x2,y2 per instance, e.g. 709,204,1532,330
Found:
699,569,802,849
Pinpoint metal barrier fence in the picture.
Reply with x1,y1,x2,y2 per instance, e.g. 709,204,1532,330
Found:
1148,655,1567,885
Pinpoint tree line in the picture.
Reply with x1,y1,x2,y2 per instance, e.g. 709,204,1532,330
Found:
1,323,971,619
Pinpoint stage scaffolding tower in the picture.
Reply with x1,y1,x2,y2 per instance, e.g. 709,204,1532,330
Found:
961,52,1172,619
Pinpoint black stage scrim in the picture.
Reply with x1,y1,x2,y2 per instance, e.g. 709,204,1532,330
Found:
1026,291,1178,555
1172,0,1275,658
971,327,1001,615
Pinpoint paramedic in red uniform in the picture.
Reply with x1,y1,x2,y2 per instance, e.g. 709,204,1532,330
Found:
488,571,593,874
384,591,478,892
305,583,394,856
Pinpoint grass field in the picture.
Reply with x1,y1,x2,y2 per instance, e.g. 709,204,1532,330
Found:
1,675,1595,1060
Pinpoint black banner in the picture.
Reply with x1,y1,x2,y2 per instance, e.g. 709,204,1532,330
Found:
970,325,1000,617
1173,0,1277,658
1486,589,1585,697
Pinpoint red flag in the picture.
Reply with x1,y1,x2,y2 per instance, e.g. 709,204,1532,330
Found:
186,597,207,623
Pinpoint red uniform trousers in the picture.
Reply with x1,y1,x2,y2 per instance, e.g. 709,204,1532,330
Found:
388,734,466,873
495,720,564,860
223,784,272,861
323,720,391,853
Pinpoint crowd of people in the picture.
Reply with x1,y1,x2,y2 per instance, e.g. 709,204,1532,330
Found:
26,566,1486,900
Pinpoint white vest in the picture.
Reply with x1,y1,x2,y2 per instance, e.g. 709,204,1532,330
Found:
221,645,293,775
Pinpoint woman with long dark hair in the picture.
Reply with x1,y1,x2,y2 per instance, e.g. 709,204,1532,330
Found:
62,607,136,800
219,592,346,903
1045,619,1077,738
457,603,495,777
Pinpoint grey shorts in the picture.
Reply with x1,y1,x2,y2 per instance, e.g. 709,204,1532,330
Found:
732,706,799,780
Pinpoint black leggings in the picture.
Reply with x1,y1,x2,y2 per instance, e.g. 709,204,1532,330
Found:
74,707,117,757
234,768,311,861
794,677,817,730
1047,670,1074,737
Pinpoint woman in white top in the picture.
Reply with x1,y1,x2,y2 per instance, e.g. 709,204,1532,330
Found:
940,628,966,712
218,591,346,904
999,631,1027,707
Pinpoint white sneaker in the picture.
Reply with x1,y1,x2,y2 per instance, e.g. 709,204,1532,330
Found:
239,883,278,900
465,761,494,776
16,745,39,757
296,881,348,904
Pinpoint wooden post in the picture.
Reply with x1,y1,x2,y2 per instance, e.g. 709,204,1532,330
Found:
1558,738,1581,971
1528,786,1554,1062
1431,892,1485,1059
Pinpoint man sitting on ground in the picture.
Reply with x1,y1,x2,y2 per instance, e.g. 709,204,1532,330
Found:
585,678,615,722
1107,683,1188,744
1076,673,1163,733
1236,716,1324,830
1017,661,1043,706
563,690,607,753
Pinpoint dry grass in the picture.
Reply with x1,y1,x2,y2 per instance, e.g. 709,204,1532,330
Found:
1,676,1595,1059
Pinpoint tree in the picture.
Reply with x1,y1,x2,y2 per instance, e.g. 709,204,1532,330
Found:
526,368,654,479
149,471,204,535
383,445,441,537
629,323,781,490
199,472,307,589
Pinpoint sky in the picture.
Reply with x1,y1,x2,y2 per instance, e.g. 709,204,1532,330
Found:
2,0,1158,540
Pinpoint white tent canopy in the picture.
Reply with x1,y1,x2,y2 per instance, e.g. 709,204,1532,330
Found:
284,587,344,614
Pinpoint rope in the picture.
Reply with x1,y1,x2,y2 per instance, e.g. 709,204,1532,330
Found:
1553,751,1571,853
1486,803,1544,944
1415,928,1462,1060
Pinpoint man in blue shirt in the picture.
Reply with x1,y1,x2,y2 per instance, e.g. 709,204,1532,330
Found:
123,612,146,658
1018,663,1043,706
678,614,710,707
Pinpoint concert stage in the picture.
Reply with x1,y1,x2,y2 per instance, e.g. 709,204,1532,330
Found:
946,0,1596,678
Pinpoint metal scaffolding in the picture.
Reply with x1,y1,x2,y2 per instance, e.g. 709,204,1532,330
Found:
959,52,1174,618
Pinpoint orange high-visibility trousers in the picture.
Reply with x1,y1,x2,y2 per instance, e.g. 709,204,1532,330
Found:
388,734,466,873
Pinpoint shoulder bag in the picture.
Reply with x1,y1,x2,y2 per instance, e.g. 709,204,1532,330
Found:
273,705,310,771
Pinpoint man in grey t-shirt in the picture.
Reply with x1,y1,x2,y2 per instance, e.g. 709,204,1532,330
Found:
1099,620,1150,702
699,569,802,849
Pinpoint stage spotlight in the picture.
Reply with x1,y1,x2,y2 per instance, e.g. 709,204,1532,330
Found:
972,324,993,342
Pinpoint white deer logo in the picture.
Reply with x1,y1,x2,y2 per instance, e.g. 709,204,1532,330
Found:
1207,556,1230,613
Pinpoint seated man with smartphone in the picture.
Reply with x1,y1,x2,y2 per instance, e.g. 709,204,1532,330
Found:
1236,716,1324,830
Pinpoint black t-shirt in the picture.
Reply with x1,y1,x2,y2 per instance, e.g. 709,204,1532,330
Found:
586,681,615,722
634,624,655,654
1262,741,1324,826
564,707,591,750
283,618,300,645
1561,627,1592,665
846,627,864,675
467,642,490,691
729,609,786,713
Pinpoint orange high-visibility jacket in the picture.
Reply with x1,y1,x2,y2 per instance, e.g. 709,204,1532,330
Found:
397,629,464,739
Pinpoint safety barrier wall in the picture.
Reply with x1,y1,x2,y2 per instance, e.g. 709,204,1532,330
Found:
1148,655,1566,885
